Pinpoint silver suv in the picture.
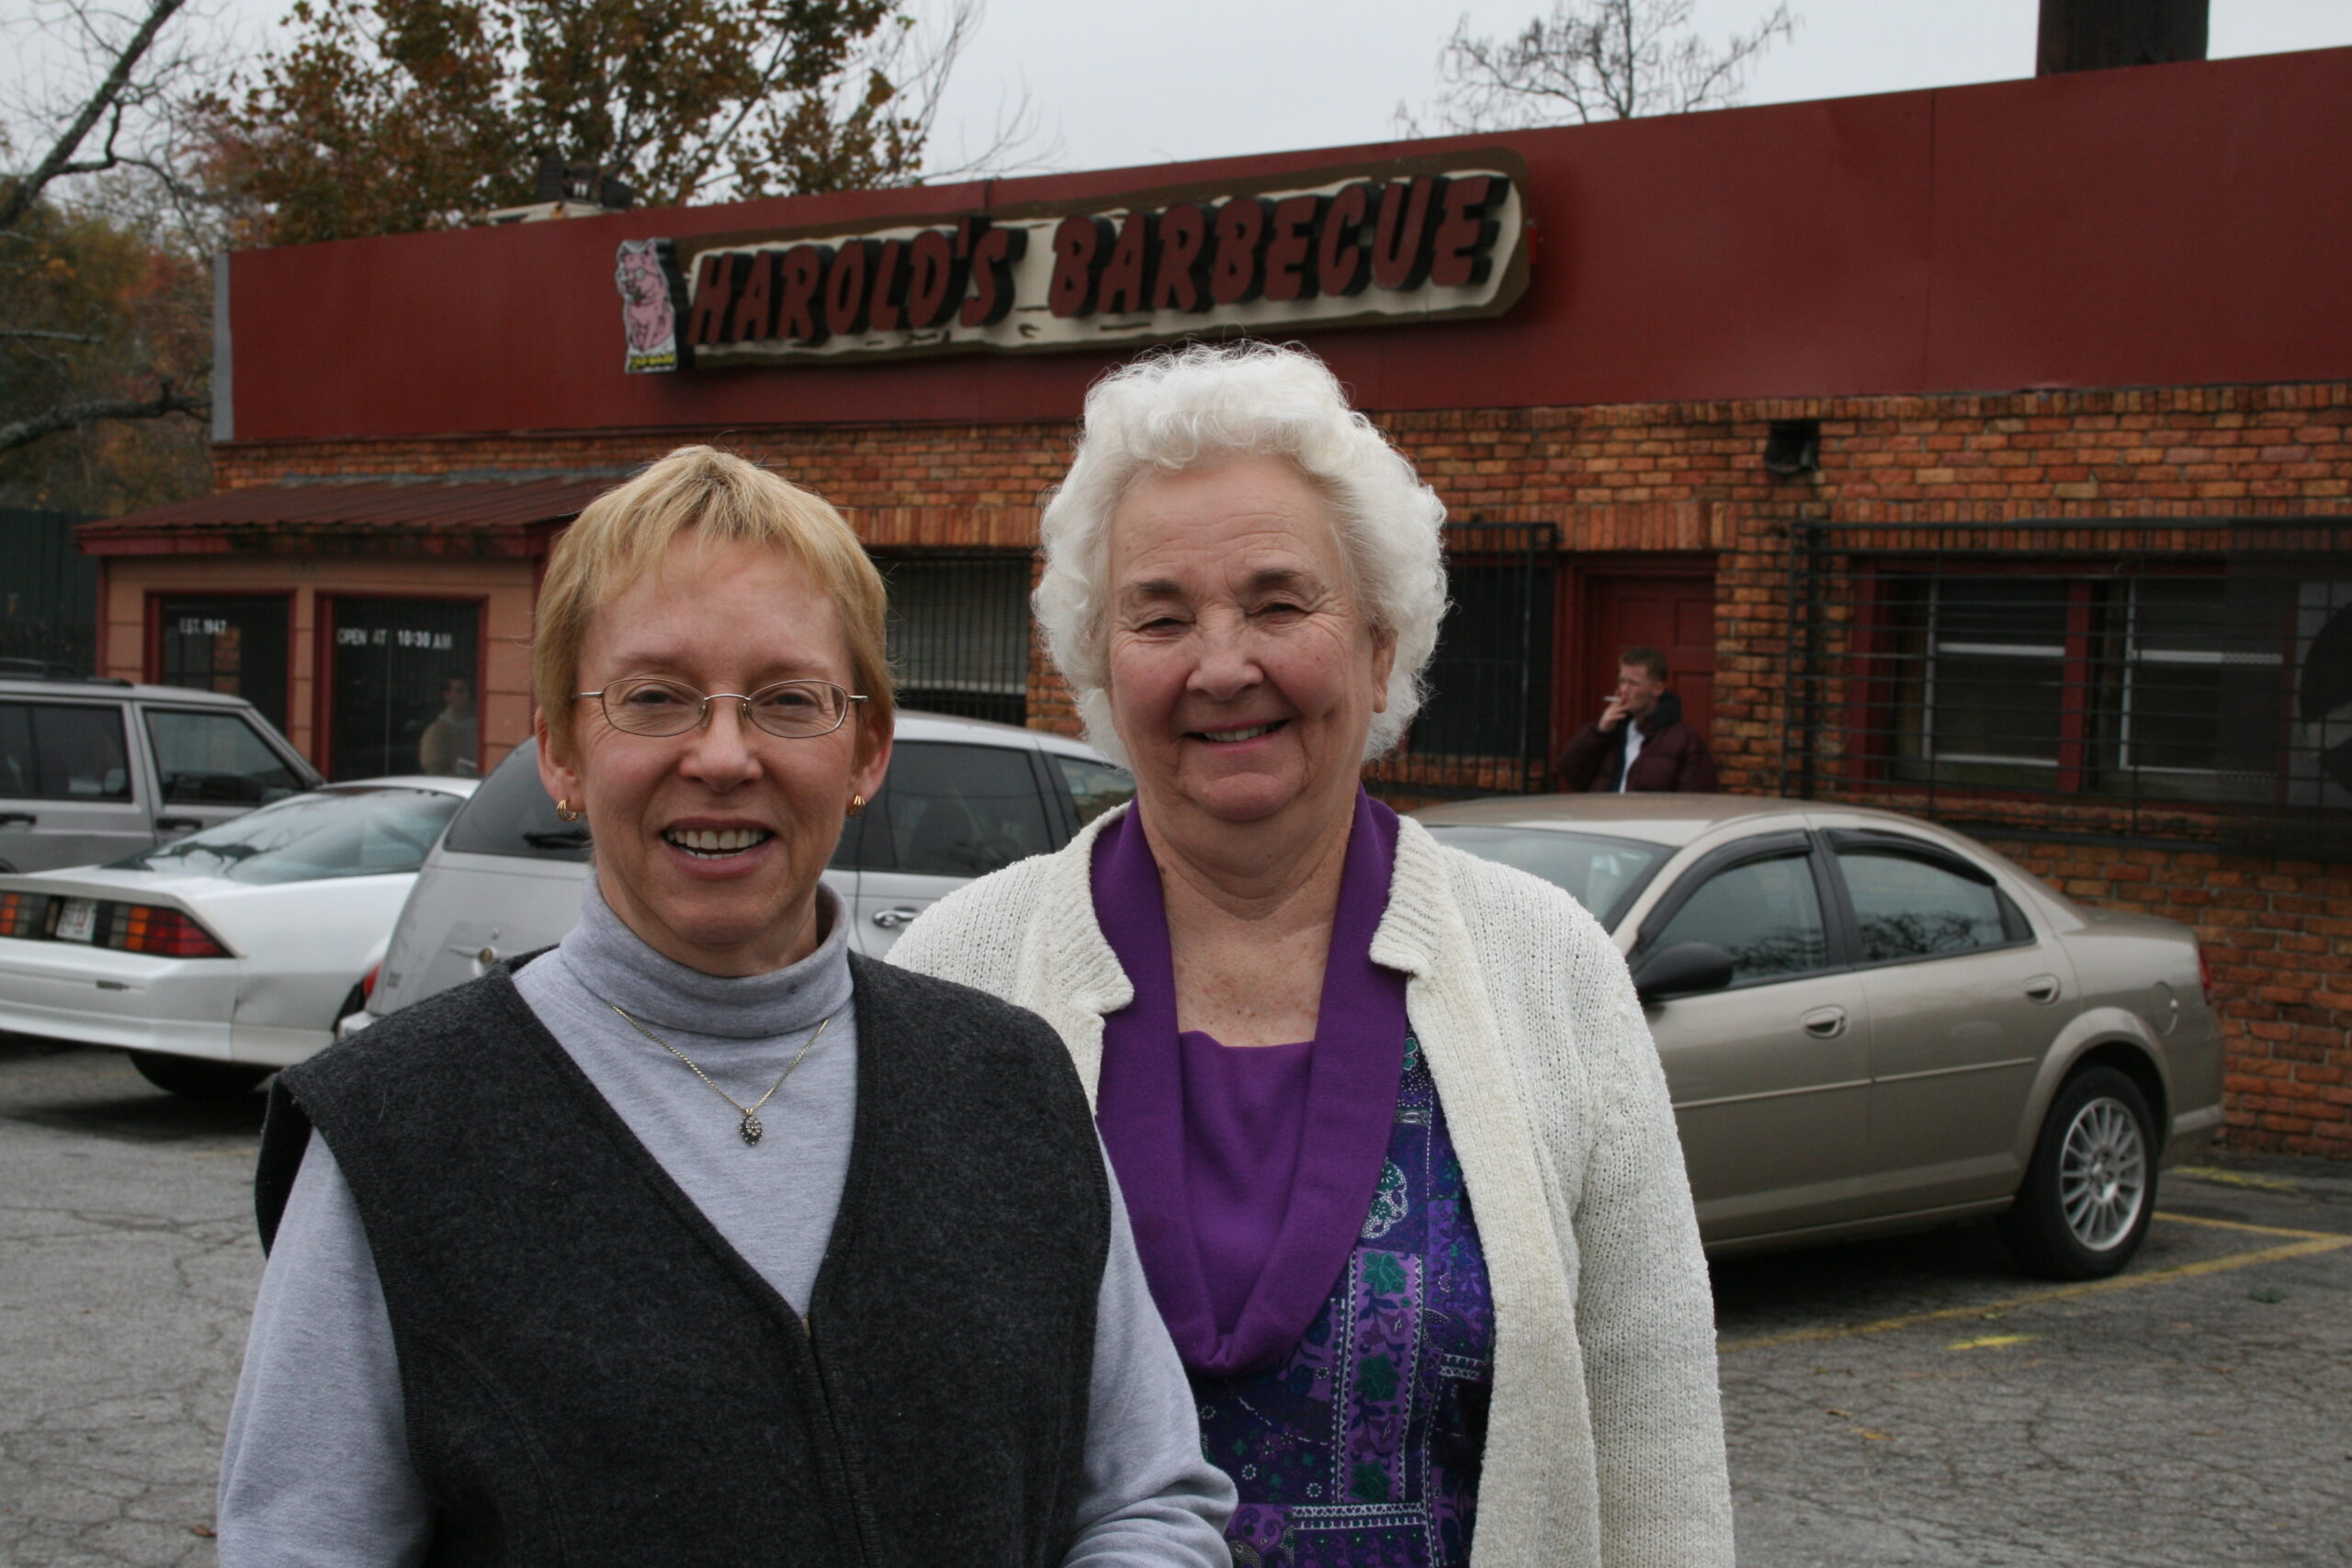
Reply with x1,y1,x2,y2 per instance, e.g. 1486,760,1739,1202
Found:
0,671,321,874
346,711,1131,1032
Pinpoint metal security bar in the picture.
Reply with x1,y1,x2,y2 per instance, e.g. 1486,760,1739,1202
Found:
1784,517,2352,859
1373,522,1557,797
875,551,1034,728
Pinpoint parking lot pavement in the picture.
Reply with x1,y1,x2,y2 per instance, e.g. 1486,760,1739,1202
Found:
6,1037,2350,1565
0,1041,260,1567
1716,1163,2352,1568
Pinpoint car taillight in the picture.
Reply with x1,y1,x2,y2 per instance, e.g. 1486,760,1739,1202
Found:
361,963,381,1000
2196,945,2215,1010
0,891,39,938
110,905,229,958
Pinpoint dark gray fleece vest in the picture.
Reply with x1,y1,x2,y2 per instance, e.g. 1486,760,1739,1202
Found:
254,953,1107,1568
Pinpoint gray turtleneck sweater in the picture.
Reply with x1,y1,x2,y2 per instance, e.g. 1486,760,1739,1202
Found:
216,882,1236,1563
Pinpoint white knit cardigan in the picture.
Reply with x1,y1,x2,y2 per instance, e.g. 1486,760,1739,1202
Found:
888,807,1735,1568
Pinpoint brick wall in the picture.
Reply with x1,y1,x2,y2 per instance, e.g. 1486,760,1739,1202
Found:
208,379,2352,1154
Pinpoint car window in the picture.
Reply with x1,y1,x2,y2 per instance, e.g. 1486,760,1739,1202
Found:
105,787,460,885
864,741,1053,876
1053,755,1135,828
0,702,132,801
1648,851,1829,984
1419,825,1668,929
439,741,590,862
144,709,303,805
1836,848,2012,963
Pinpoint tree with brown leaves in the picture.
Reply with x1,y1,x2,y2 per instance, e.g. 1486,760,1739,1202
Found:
203,0,990,247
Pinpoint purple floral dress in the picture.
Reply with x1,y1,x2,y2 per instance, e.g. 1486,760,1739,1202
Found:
1194,1034,1496,1568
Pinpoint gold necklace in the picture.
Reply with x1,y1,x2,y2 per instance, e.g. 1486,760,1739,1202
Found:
610,1004,836,1145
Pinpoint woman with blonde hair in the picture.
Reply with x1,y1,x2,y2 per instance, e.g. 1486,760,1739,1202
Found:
893,344,1734,1566
216,446,1234,1563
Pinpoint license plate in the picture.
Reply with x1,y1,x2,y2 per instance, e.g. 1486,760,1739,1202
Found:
54,898,96,942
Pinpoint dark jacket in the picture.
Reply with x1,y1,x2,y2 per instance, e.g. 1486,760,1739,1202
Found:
255,953,1107,1568
1557,690,1719,793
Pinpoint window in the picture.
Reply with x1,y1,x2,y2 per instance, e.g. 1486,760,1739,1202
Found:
1880,575,2290,801
1052,755,1134,828
108,786,461,885
877,555,1032,728
1885,578,2070,784
439,741,589,862
863,742,1053,876
1834,848,2012,964
325,598,481,782
1645,852,1828,984
145,710,303,805
1419,825,1668,929
155,596,291,732
0,703,130,801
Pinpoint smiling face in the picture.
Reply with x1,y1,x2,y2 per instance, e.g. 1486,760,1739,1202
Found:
537,536,890,976
1104,455,1394,846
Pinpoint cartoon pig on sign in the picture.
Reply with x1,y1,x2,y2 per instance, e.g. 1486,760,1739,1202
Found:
616,239,681,372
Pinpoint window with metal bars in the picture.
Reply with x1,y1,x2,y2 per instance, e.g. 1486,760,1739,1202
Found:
1783,519,2352,857
873,552,1033,728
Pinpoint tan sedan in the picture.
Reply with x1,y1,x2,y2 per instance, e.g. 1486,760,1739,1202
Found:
1413,795,2223,1279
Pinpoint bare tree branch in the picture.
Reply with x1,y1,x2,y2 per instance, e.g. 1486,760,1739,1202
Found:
0,380,207,457
0,328,107,344
0,0,189,233
1403,0,1797,136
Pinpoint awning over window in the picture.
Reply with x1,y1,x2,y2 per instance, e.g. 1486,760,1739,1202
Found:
74,475,628,557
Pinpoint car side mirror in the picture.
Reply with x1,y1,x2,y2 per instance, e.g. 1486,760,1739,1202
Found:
1633,942,1736,1006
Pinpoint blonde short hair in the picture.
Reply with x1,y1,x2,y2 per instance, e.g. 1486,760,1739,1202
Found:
1035,342,1448,767
534,446,893,752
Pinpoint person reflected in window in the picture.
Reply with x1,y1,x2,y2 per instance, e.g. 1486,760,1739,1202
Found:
1558,646,1718,793
417,673,480,776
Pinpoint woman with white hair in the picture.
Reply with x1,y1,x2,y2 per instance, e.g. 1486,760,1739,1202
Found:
892,343,1734,1567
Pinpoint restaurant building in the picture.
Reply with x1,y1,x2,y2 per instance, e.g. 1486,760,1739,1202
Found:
79,46,2352,1156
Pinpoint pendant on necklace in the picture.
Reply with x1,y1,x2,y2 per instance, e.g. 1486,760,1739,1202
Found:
741,1111,764,1145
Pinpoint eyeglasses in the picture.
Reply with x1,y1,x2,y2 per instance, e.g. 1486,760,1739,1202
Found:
577,676,865,739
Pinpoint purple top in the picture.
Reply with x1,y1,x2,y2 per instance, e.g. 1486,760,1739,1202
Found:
1091,790,1409,1377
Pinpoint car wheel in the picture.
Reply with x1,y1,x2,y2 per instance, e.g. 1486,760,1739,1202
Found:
2001,1066,2158,1280
128,1050,271,1100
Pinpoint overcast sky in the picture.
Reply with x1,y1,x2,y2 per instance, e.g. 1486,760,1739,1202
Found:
11,0,2351,186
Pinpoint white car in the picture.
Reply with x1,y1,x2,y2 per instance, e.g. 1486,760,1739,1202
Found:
0,777,476,1097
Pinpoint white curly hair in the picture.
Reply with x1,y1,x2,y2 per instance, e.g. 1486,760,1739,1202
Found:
1034,341,1450,767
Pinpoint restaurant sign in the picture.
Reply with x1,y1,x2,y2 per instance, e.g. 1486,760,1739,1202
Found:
615,150,1532,373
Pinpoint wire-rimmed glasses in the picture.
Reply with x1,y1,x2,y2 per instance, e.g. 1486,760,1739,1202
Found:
577,675,865,739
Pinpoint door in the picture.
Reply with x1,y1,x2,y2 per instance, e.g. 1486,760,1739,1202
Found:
323,598,482,781
849,740,1060,957
153,595,292,734
0,700,150,872
1577,570,1717,745
1829,833,2077,1210
141,707,311,837
1635,836,1873,1241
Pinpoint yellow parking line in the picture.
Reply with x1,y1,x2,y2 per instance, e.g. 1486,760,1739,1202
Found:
2175,1165,2300,1194
1720,1217,2351,1355
2151,1210,2343,1242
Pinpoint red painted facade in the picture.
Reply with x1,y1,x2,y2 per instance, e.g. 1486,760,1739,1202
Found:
221,48,2352,445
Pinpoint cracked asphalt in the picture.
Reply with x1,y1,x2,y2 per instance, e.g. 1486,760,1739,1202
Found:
5,1035,2349,1565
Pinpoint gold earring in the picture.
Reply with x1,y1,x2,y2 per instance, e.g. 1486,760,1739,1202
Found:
846,794,865,818
556,797,582,822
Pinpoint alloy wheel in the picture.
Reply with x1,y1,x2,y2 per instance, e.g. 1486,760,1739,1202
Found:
2058,1096,2148,1252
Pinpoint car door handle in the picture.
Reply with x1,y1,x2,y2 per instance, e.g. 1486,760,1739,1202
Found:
871,908,922,931
2024,974,2062,1004
154,817,201,832
0,811,33,827
1800,1005,1848,1038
